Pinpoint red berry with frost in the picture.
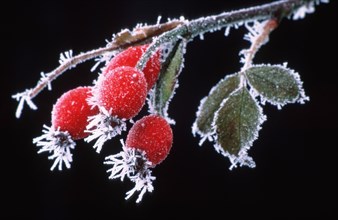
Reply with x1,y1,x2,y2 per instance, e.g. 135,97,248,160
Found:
104,44,161,91
96,66,147,119
85,66,148,153
52,86,98,139
126,114,173,165
104,114,173,203
33,86,99,171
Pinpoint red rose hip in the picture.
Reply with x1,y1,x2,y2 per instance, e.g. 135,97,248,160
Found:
126,114,173,165
33,86,99,171
104,114,173,203
97,66,147,119
104,44,161,91
85,66,148,153
52,86,98,139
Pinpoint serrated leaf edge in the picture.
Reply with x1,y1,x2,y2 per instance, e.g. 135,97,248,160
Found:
191,96,216,145
211,87,267,170
246,63,310,109
192,73,240,146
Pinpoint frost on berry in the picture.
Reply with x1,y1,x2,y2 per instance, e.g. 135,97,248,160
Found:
52,86,99,140
103,44,161,91
34,86,98,170
126,115,173,165
104,115,173,203
85,66,148,153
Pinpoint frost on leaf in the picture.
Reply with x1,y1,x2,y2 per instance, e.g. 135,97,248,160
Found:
213,87,266,170
245,64,309,109
149,40,185,122
33,125,76,171
192,73,241,145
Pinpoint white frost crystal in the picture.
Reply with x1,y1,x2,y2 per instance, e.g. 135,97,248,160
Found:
33,125,75,171
12,89,37,118
292,0,329,20
85,106,126,153
104,140,155,203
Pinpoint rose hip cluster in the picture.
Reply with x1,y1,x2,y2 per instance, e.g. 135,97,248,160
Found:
34,44,173,202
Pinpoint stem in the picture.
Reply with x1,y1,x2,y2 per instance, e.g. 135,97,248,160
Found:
13,0,311,118
137,0,306,70
241,19,279,71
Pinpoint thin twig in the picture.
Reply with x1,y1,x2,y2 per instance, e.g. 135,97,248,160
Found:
13,0,311,118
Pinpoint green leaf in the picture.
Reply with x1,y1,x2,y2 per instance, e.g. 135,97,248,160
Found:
245,64,309,109
152,41,185,117
214,87,266,156
192,73,240,140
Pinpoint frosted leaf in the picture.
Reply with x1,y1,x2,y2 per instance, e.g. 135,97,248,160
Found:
245,64,309,109
12,89,37,118
159,42,175,63
213,87,266,169
149,40,186,122
104,140,155,203
85,106,126,153
192,73,241,145
33,125,76,171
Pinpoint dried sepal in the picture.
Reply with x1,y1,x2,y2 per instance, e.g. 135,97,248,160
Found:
33,125,76,171
85,107,127,153
104,141,155,203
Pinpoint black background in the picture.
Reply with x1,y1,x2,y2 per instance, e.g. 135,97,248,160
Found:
3,0,337,219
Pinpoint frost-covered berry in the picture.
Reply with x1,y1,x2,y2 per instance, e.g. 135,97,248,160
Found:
104,114,173,203
52,86,98,140
98,66,148,119
85,66,148,153
104,44,161,91
126,114,173,165
33,86,99,171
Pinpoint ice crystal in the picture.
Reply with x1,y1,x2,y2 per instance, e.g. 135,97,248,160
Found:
33,125,76,171
85,106,126,153
40,72,52,90
104,140,155,203
59,50,73,65
292,0,329,20
12,89,37,118
240,20,271,69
